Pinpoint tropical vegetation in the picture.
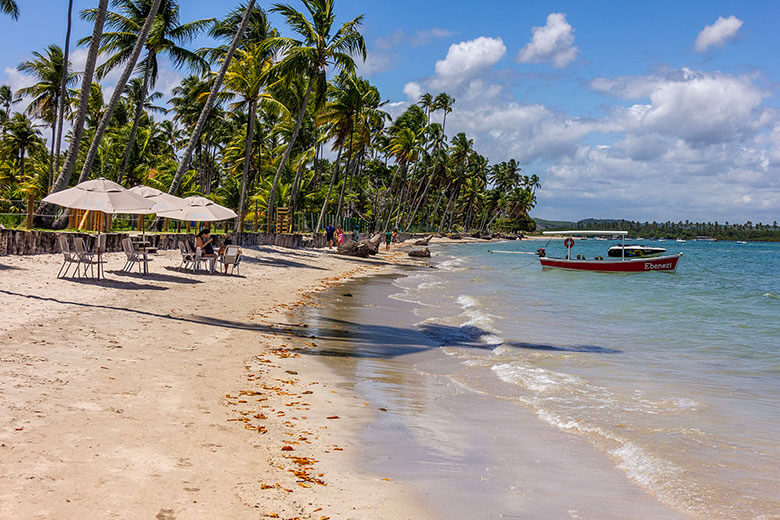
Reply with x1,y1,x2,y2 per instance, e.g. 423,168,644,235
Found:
1,0,542,235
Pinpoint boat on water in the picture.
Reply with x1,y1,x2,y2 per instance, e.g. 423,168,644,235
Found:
538,231,682,272
677,238,686,243
736,240,747,244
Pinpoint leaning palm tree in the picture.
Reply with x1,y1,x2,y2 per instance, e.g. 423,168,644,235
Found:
265,0,366,229
35,0,108,227
84,0,212,183
75,0,163,186
223,37,278,230
166,0,256,198
0,0,19,19
17,45,78,187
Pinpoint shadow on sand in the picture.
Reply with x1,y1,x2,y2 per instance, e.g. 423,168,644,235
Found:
289,316,622,359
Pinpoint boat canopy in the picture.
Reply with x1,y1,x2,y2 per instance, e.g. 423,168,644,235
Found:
542,230,628,236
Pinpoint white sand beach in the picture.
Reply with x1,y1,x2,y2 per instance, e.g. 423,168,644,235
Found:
0,244,431,519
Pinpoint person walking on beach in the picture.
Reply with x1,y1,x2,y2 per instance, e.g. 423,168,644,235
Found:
385,229,392,250
325,223,335,249
336,226,344,245
352,225,359,242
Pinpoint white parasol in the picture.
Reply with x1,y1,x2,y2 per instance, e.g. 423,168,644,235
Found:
156,195,237,222
42,178,154,278
128,185,187,214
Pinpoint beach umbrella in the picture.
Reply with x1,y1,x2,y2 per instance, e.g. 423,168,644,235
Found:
43,178,154,214
156,195,237,222
42,178,154,278
129,185,187,236
128,185,187,214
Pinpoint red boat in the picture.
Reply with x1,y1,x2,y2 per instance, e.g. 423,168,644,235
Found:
538,231,682,272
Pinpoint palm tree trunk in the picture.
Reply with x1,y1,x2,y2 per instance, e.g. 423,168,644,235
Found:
36,0,107,228
47,120,56,188
76,0,161,187
427,187,443,229
315,145,341,233
53,0,73,183
235,96,257,230
167,0,255,196
267,72,314,229
438,181,460,234
335,125,355,225
383,163,406,231
117,66,150,185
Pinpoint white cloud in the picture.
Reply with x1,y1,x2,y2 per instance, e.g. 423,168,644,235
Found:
594,68,768,146
403,81,423,101
431,36,506,89
695,16,743,53
517,13,578,68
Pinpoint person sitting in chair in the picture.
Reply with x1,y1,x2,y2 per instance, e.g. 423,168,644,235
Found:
196,228,217,259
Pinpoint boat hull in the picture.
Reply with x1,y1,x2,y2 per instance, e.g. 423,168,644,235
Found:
540,253,682,272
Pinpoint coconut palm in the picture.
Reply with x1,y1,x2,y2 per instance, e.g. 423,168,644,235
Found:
53,0,74,178
223,37,278,229
75,0,163,186
383,126,420,230
265,0,366,228
167,0,257,198
84,0,212,183
0,85,20,134
17,45,78,185
1,0,18,19
37,0,108,228
1,114,44,182
205,2,275,62
439,132,473,233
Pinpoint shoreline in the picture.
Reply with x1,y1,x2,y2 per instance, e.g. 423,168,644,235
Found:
0,242,433,519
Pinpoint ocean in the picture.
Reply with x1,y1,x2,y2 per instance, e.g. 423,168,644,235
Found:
297,239,779,519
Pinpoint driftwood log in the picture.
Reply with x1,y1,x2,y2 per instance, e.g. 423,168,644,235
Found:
408,248,431,258
414,234,433,246
337,239,371,258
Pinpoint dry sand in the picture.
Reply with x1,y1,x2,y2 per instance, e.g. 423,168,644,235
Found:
0,243,433,519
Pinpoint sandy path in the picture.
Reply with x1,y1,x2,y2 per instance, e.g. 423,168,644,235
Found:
0,244,431,519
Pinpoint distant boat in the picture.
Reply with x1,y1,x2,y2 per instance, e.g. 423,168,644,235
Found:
736,240,747,244
677,238,686,243
537,231,682,272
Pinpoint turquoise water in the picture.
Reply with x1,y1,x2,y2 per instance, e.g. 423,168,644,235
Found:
386,239,779,519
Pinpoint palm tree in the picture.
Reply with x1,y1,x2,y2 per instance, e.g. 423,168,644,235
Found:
1,0,18,19
54,0,74,179
85,0,212,183
167,0,256,198
265,0,366,229
17,45,78,187
1,114,45,182
383,127,419,230
0,85,20,134
223,36,278,229
75,0,163,186
439,132,473,233
417,92,434,124
205,2,275,61
36,0,108,227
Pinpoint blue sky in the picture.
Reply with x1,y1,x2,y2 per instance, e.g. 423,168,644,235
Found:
2,1,779,223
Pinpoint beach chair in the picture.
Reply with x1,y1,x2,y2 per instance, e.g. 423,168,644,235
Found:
57,235,79,278
93,233,107,278
73,237,97,277
218,245,241,275
122,238,149,274
178,240,195,271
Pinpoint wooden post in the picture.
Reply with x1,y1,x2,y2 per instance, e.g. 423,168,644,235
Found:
164,218,169,232
254,200,258,232
26,193,34,229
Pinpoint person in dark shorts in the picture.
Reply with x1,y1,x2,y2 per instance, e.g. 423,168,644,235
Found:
325,223,336,249
196,228,216,258
385,230,392,250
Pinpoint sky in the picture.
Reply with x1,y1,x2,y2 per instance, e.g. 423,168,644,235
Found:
1,0,779,224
